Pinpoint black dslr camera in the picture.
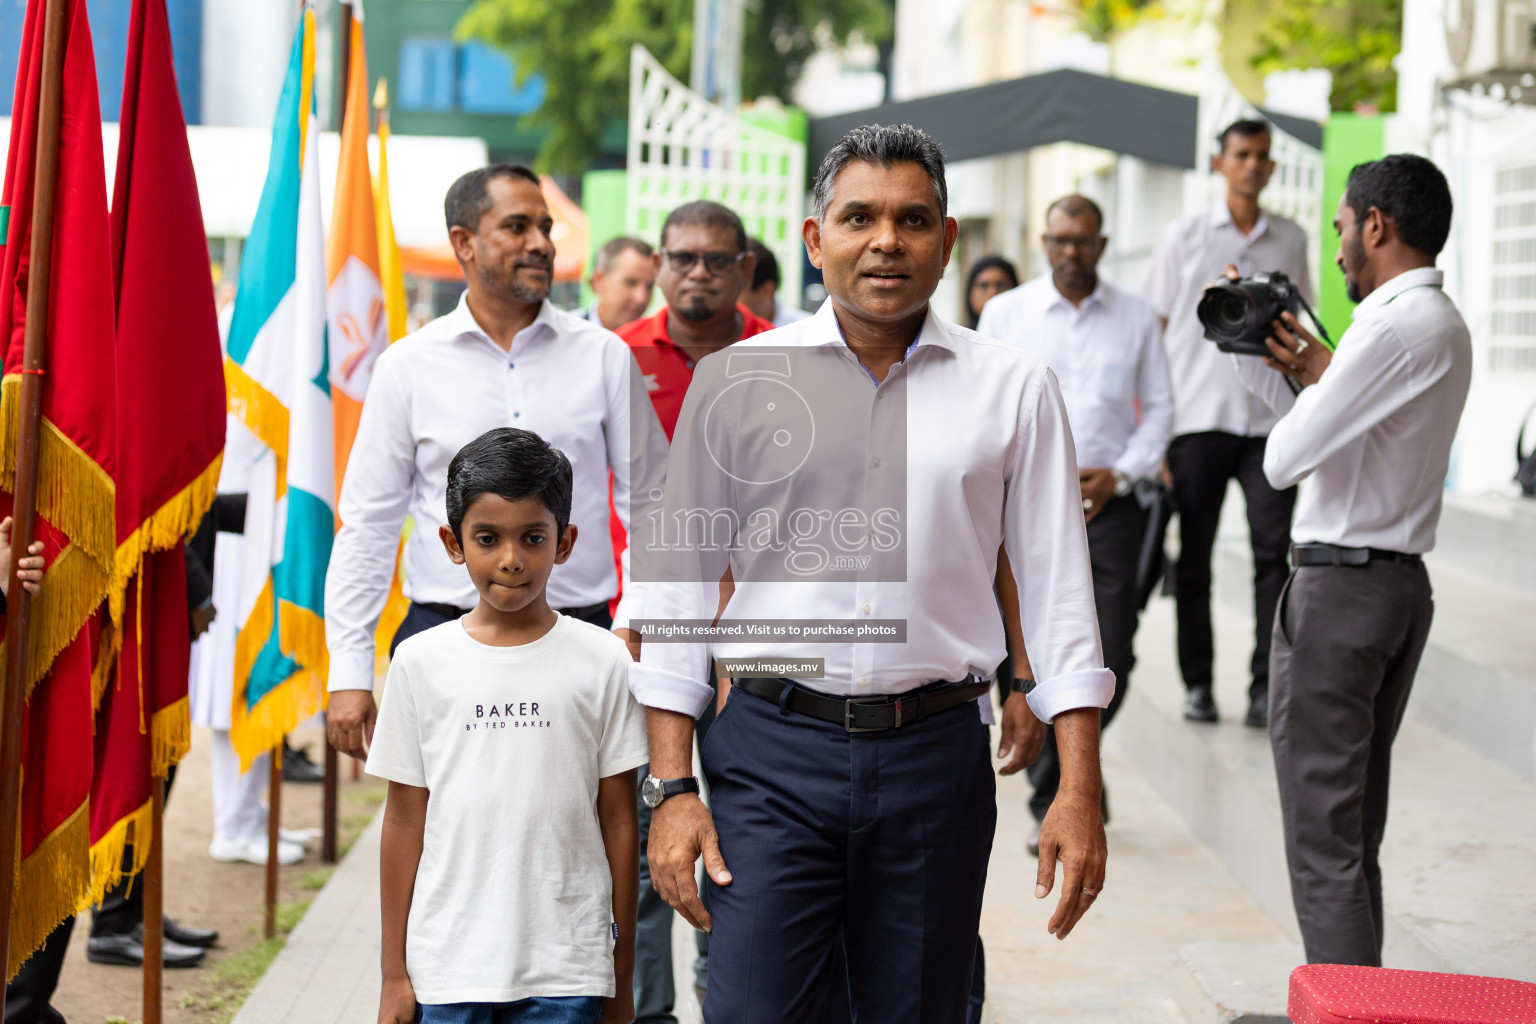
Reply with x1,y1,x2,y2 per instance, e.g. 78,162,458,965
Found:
1197,271,1305,356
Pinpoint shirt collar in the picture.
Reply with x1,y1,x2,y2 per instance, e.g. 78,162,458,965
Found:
445,290,560,348
1211,203,1270,242
1350,267,1444,321
802,297,957,355
1043,275,1107,312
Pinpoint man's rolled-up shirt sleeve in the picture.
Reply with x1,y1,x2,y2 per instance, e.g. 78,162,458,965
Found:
1004,368,1116,723
606,337,669,633
325,352,416,693
627,355,734,718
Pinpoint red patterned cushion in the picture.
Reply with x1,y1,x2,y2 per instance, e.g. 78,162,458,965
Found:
1289,965,1536,1024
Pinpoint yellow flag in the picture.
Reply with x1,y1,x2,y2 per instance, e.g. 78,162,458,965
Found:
373,78,408,344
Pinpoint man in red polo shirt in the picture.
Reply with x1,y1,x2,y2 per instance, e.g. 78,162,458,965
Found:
619,201,774,439
615,200,770,1024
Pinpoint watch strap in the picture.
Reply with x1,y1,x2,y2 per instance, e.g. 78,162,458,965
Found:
1008,677,1037,695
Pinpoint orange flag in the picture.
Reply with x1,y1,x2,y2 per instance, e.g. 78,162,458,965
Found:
0,0,117,976
327,14,386,497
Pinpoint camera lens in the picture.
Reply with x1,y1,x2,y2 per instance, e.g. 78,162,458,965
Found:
1214,292,1250,329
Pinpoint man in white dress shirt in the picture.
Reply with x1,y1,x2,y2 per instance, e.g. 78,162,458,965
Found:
979,195,1173,851
630,124,1111,1024
1233,154,1470,966
1145,119,1314,729
323,164,668,756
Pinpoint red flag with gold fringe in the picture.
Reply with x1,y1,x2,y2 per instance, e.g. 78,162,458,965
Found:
0,0,118,976
85,0,226,907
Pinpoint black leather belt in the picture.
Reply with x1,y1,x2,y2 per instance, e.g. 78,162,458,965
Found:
415,601,472,620
558,600,613,624
1291,543,1422,568
735,676,992,733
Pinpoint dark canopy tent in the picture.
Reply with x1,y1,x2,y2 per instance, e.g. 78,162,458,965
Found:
806,68,1324,176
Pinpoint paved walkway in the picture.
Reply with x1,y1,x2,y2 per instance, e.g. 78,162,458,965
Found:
235,610,1289,1024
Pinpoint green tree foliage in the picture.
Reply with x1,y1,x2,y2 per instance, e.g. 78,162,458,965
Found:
1251,0,1401,113
458,0,892,173
1061,0,1163,43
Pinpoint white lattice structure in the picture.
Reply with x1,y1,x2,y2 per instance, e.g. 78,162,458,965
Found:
627,46,807,305
1195,88,1326,291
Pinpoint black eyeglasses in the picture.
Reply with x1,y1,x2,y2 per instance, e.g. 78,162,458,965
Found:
1043,235,1104,253
659,249,747,276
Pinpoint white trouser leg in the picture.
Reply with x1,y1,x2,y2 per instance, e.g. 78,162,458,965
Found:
211,729,269,843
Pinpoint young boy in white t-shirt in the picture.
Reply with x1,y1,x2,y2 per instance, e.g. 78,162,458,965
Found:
368,427,648,1024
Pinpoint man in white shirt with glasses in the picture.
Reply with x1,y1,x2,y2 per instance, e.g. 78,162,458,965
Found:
979,193,1173,854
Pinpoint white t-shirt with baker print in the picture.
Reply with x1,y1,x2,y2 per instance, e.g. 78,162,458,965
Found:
365,614,650,1005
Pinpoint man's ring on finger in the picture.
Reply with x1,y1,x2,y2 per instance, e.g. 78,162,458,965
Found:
1294,337,1308,354
1081,886,1100,897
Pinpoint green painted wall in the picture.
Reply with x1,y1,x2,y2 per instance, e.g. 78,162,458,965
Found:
1318,113,1385,344
579,170,631,306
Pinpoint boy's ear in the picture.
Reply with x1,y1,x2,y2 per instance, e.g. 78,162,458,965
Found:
553,524,577,566
440,524,467,565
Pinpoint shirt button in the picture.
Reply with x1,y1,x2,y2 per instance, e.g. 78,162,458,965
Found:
862,604,871,615
856,677,867,686
513,412,521,418
508,361,515,369
870,458,881,468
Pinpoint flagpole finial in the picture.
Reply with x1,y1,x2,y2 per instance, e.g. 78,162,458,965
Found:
373,78,388,110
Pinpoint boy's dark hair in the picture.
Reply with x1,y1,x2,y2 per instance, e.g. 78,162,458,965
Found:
446,428,573,540
444,164,542,234
661,201,747,253
747,238,779,290
1217,118,1271,154
1345,154,1454,258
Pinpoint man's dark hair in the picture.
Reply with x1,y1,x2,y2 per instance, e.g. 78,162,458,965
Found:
1217,118,1272,155
595,235,653,274
445,428,573,540
444,163,542,234
1345,154,1454,258
811,124,948,222
747,239,779,290
1044,194,1105,233
661,201,747,253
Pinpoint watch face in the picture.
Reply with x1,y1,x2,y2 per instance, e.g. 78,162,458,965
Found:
641,776,662,808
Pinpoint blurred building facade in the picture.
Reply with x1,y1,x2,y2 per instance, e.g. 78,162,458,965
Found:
1395,0,1536,493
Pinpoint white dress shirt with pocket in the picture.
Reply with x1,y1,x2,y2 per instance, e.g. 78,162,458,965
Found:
1231,267,1472,553
324,293,670,694
978,275,1174,482
1144,205,1313,438
627,301,1114,726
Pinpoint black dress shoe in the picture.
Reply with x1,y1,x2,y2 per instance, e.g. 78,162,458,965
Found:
1183,685,1218,722
86,927,205,968
282,739,326,783
164,917,218,948
1244,689,1269,729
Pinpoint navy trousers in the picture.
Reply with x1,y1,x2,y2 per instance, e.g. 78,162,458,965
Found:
700,686,996,1024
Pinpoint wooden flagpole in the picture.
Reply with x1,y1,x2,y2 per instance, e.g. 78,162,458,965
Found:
142,774,165,1024
265,743,282,939
320,0,354,868
0,0,68,1009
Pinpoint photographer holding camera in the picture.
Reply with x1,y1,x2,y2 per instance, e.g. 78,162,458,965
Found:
1145,118,1313,728
1228,154,1471,967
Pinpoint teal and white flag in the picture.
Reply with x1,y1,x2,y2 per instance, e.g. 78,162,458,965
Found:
223,7,333,769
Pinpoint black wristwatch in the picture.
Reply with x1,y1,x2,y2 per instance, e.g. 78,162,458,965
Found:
1008,677,1037,696
641,775,700,809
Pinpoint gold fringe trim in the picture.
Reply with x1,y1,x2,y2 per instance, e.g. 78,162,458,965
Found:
223,357,288,499
0,543,105,702
229,586,328,771
152,695,191,778
108,453,224,626
82,797,152,914
8,801,90,981
91,616,119,712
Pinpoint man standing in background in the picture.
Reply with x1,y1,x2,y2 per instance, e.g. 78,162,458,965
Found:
582,235,657,331
981,194,1172,853
1144,118,1313,729
741,238,809,328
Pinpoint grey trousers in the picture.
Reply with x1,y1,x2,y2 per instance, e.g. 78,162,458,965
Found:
1269,560,1433,966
